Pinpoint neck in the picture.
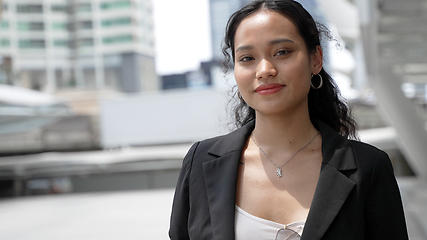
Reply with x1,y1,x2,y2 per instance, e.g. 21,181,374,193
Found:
252,110,318,152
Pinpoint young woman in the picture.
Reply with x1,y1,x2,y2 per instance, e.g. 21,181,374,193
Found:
169,1,408,239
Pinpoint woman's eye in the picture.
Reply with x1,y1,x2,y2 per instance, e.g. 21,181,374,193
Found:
239,56,254,62
274,50,289,57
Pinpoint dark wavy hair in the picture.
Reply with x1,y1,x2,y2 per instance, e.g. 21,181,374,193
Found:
222,0,357,139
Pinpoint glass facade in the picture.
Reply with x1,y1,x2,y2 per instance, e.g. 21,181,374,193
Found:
77,3,91,13
54,39,68,48
16,4,43,14
0,39,10,47
78,21,93,30
100,1,131,10
103,35,133,45
0,0,156,93
51,4,67,13
0,21,9,29
101,17,132,27
78,38,94,47
52,22,68,30
209,0,250,60
19,39,45,49
17,22,45,31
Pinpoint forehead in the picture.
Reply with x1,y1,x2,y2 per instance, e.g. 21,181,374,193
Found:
234,10,303,48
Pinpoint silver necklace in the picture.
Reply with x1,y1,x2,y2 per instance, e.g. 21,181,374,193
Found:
250,132,320,178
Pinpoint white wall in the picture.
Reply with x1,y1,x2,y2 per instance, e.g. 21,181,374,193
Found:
100,89,233,148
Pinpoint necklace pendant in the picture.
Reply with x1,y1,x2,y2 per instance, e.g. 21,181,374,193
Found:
276,168,282,178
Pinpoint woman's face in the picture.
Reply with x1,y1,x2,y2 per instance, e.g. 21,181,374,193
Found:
233,10,322,117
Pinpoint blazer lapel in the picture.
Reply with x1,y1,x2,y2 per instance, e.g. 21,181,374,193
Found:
203,121,255,240
301,120,357,240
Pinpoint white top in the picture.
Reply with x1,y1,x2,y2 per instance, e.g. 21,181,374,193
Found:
235,205,305,240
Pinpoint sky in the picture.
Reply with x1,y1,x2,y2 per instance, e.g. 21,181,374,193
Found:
152,0,212,75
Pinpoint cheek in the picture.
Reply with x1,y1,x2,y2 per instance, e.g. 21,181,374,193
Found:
286,56,312,83
234,66,252,88
289,73,312,91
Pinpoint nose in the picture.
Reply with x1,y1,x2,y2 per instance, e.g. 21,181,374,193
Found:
256,59,277,80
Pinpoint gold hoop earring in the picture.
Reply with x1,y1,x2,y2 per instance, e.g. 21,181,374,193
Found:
311,74,323,89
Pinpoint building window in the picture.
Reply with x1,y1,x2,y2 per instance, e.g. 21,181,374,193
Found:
0,21,9,29
100,1,131,10
54,39,68,47
77,3,91,13
19,39,45,49
103,34,133,45
52,4,67,12
18,22,44,31
52,22,67,30
78,21,93,30
101,17,132,27
17,4,43,13
0,39,10,47
78,38,94,47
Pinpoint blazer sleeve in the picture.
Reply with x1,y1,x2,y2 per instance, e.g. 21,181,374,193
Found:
169,142,199,240
364,150,409,239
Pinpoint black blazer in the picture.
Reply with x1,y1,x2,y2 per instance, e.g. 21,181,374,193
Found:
169,120,408,240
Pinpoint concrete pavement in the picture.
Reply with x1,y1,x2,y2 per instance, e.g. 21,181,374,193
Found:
0,189,175,240
0,178,426,239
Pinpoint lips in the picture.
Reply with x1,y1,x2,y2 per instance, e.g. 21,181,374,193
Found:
255,83,285,95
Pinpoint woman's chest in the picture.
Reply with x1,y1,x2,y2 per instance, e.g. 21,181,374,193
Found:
235,155,321,225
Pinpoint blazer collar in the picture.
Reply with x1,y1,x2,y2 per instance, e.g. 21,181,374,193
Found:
203,119,357,240
314,119,357,171
301,120,356,240
202,120,254,240
207,120,255,157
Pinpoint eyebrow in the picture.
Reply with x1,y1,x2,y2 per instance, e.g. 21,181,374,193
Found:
235,38,294,53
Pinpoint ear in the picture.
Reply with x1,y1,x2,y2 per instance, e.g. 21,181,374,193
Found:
311,45,323,74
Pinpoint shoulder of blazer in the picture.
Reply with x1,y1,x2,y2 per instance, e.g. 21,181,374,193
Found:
314,120,356,171
193,120,255,158
179,120,255,182
347,139,393,179
314,120,390,171
348,139,386,156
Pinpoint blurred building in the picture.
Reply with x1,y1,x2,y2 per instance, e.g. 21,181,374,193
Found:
209,0,249,61
0,84,99,155
0,0,158,94
161,60,218,90
0,0,159,154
